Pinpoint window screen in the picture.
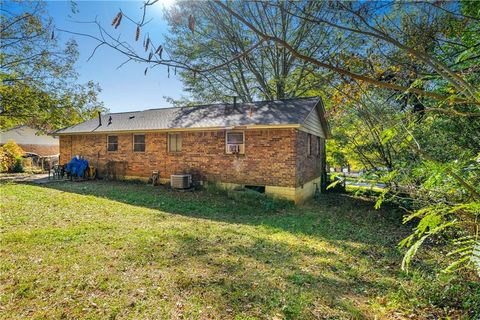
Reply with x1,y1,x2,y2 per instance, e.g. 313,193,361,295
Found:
133,134,145,152
107,136,118,151
168,133,182,152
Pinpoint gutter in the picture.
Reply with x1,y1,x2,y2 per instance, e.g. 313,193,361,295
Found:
53,124,301,136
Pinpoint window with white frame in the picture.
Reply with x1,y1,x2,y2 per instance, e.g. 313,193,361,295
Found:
226,131,244,154
168,133,182,152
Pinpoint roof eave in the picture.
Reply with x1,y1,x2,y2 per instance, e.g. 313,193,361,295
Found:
54,123,301,136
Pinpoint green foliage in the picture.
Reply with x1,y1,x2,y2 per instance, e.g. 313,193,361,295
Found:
11,157,24,173
0,80,104,131
326,139,352,168
80,0,480,281
374,188,390,210
164,1,336,103
0,1,106,131
0,155,6,173
399,202,480,275
316,1,480,278
0,140,24,172
391,152,480,274
326,178,343,191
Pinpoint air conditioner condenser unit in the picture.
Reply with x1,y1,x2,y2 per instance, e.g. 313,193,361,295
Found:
170,174,192,189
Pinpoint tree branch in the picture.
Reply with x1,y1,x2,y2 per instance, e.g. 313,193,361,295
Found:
214,1,479,106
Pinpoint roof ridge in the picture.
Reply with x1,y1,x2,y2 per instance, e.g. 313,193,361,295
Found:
107,110,142,115
252,96,319,104
105,96,320,115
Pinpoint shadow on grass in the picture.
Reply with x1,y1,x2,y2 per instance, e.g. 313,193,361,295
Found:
8,179,416,318
38,180,408,245
98,213,400,319
38,179,410,261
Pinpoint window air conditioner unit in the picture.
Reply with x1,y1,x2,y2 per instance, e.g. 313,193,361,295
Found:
170,174,192,189
228,144,240,154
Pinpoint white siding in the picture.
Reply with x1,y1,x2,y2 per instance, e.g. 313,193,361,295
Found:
300,106,325,138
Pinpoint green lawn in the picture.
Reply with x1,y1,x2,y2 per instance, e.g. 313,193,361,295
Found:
0,180,478,319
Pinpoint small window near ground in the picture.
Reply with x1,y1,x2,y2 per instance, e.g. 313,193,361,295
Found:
226,131,245,154
307,134,312,155
168,133,182,152
107,135,118,152
133,134,145,152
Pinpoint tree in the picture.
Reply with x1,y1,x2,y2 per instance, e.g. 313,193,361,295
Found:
69,0,479,276
164,1,337,103
212,0,480,275
0,80,103,130
0,1,105,131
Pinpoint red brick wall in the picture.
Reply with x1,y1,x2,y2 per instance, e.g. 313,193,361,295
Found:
59,129,299,187
295,130,324,186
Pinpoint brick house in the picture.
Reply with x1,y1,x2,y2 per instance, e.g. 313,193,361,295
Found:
55,97,329,203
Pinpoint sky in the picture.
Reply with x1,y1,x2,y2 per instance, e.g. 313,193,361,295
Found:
46,0,185,113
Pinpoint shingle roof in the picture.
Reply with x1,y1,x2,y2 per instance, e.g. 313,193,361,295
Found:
55,97,322,134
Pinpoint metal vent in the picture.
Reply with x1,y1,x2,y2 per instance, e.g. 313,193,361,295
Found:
170,174,192,189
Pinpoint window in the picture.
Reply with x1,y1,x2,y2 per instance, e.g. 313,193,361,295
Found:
307,134,312,155
107,135,118,152
168,133,182,152
133,134,145,152
226,131,245,154
317,137,321,156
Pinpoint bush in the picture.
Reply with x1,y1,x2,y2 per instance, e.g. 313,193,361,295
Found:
12,157,24,173
0,140,25,172
0,152,7,172
22,157,33,169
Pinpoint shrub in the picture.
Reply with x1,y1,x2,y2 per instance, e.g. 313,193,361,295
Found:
22,157,33,169
12,157,24,173
0,140,25,172
0,151,7,172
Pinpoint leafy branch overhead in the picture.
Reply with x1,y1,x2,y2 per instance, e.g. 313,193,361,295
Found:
0,1,105,131
61,0,480,120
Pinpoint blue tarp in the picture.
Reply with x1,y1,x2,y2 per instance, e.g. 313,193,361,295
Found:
65,157,89,177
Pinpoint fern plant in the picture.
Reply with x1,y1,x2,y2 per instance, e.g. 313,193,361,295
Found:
399,202,480,275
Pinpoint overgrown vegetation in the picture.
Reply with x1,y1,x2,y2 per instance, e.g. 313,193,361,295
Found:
11,157,24,173
1,180,478,319
0,140,24,173
205,182,294,212
76,0,480,276
0,1,106,131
